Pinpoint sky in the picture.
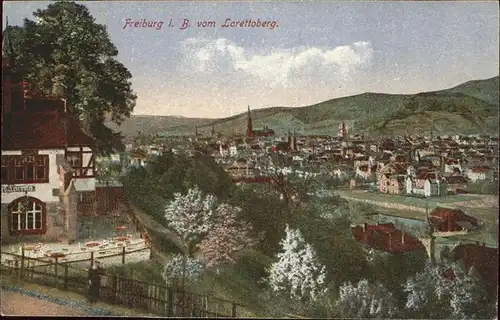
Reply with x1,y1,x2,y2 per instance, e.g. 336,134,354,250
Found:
2,1,499,118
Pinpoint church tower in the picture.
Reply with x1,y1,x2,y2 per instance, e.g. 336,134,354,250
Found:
287,129,292,149
339,121,348,139
293,129,297,151
246,105,253,137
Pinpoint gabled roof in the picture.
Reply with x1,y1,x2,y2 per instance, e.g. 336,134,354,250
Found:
470,166,491,173
2,111,95,150
430,207,479,226
416,172,438,180
443,175,467,184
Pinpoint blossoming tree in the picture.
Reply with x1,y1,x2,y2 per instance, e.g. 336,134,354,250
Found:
337,279,398,318
162,254,205,288
164,186,217,255
404,262,486,319
198,204,257,268
266,224,328,303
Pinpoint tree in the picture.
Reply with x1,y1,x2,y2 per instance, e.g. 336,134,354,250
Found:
122,151,234,227
229,183,287,256
266,225,328,303
403,261,488,319
95,159,122,181
164,187,217,255
163,254,205,288
264,154,325,220
8,1,136,154
336,279,398,318
198,204,258,268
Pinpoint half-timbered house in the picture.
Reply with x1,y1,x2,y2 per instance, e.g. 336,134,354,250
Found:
1,26,96,244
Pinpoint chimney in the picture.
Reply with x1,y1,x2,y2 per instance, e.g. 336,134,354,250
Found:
362,223,367,232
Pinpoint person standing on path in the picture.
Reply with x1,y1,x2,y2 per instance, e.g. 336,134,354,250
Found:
87,260,104,303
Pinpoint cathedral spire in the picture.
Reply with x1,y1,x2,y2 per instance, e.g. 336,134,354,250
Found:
246,105,253,137
288,129,292,148
293,129,297,151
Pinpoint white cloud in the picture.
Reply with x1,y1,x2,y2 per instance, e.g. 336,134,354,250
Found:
178,38,374,88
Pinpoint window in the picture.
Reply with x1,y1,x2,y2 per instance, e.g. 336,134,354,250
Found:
67,153,82,176
15,157,25,181
36,156,47,180
2,155,49,184
9,197,46,235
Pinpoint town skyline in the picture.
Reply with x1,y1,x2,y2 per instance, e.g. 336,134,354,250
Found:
3,1,499,118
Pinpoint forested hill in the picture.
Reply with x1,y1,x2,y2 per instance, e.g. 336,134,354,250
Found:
107,76,499,138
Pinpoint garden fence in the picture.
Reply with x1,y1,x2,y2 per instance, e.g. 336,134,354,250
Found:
1,250,241,317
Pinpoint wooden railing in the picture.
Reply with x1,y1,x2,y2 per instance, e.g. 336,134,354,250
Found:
3,239,151,269
1,251,242,317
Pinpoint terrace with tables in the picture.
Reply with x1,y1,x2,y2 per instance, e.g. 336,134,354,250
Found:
1,216,151,268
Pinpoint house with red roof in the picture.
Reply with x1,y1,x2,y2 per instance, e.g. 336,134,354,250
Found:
1,25,96,244
465,165,494,182
429,207,479,233
351,222,425,253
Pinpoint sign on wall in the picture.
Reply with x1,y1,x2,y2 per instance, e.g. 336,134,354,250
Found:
1,185,36,193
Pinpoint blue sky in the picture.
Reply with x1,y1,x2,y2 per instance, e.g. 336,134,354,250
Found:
3,1,499,118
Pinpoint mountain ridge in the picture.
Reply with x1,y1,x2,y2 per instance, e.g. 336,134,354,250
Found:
106,75,499,138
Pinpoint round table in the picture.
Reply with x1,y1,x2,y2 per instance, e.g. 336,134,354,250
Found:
85,241,100,248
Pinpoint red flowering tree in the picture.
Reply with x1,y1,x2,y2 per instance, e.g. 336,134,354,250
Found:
198,204,258,268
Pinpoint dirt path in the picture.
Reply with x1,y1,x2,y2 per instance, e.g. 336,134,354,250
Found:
128,204,186,264
1,291,88,316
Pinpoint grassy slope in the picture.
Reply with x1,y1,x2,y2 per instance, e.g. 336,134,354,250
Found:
107,76,499,137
